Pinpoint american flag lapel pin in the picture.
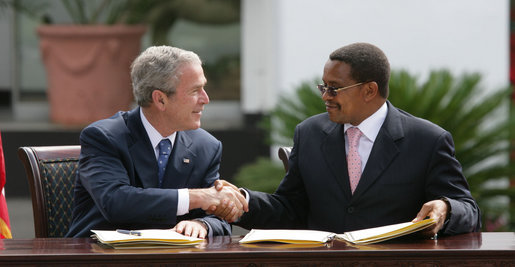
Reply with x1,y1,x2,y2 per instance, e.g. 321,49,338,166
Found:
183,158,190,164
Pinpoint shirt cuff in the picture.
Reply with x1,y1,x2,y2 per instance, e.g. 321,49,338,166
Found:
177,188,189,216
240,188,250,204
439,196,452,229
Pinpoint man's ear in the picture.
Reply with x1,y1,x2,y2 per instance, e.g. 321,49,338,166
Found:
151,90,167,110
362,82,379,102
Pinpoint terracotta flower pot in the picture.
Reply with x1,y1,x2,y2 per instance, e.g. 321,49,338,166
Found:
37,25,146,126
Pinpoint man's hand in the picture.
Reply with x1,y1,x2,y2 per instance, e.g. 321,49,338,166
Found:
172,220,207,239
214,179,239,191
206,180,247,222
412,199,449,237
189,184,248,223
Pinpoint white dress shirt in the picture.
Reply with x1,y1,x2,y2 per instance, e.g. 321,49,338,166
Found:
140,109,189,216
344,102,388,172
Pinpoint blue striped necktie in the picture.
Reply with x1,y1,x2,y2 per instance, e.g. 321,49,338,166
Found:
157,139,172,187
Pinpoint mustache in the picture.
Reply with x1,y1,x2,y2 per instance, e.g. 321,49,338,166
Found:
325,101,341,108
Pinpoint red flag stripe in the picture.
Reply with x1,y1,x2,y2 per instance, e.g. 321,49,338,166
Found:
0,131,12,239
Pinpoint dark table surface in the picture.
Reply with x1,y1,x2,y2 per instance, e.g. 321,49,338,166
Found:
0,232,513,266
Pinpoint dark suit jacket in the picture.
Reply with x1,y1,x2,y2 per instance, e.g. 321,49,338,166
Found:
66,108,230,237
237,101,481,235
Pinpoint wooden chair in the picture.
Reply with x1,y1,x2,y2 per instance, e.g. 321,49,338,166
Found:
278,146,292,172
18,146,80,238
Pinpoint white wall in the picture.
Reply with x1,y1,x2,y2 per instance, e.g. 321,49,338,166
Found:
241,0,280,113
0,12,11,90
243,0,510,113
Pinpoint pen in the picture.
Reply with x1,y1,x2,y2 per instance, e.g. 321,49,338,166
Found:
116,229,142,236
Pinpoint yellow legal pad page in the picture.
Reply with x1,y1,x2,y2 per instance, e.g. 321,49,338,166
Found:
91,229,203,248
240,218,435,245
336,218,435,245
240,229,336,244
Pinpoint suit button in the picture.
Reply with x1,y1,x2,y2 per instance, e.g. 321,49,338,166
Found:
347,207,354,213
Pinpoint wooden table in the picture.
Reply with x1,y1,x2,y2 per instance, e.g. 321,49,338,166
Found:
0,232,513,266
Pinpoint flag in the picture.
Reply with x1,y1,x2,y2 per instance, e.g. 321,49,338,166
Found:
0,131,12,239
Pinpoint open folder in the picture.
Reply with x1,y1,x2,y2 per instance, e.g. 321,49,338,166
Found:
91,229,204,249
239,218,435,245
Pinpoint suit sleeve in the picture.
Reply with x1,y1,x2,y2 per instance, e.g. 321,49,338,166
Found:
237,125,308,229
426,131,481,234
78,125,181,225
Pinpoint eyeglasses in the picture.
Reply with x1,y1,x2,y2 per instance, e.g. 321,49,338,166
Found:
317,82,365,97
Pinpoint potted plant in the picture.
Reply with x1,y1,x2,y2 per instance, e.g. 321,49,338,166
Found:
37,25,146,126
6,0,240,126
19,0,149,125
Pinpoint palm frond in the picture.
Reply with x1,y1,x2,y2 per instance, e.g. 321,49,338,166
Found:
262,79,325,145
389,70,515,230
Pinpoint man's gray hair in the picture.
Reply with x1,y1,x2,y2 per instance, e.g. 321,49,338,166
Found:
131,46,202,107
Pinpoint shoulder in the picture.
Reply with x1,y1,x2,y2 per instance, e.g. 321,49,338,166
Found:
298,112,333,129
296,113,338,136
180,128,222,160
182,128,220,144
181,128,222,155
399,108,445,132
80,111,131,144
388,104,448,141
85,111,129,130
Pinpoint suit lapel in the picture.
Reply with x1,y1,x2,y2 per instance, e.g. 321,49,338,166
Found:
126,108,160,188
352,102,404,198
161,131,195,189
321,122,353,200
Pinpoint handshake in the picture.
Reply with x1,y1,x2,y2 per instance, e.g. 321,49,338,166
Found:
190,180,248,223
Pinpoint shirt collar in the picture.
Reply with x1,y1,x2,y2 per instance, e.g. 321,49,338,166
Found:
344,102,387,142
140,108,177,149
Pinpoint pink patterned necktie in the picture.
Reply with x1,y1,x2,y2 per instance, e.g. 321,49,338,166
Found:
347,127,363,194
